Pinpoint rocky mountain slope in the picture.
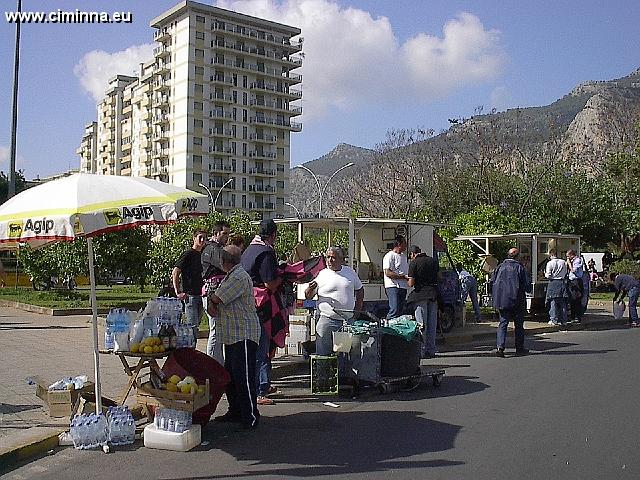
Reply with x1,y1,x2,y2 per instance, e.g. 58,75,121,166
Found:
289,68,640,216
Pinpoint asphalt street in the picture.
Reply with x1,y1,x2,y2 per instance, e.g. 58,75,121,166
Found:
4,326,640,480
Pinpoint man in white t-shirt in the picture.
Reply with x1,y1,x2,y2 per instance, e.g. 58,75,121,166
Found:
305,246,364,356
383,235,409,319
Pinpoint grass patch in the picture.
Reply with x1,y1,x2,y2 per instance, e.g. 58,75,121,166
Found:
0,285,157,310
590,292,615,302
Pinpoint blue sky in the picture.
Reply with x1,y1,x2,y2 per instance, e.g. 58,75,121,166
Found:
0,0,638,179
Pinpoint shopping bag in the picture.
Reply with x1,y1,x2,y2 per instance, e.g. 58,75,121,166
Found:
613,300,626,320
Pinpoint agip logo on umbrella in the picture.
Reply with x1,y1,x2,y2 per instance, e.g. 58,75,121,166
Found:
179,198,200,215
8,221,23,239
103,209,123,226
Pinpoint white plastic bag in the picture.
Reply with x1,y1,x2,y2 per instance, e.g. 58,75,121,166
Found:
613,300,626,320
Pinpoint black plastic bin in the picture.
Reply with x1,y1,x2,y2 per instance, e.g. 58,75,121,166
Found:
380,333,421,377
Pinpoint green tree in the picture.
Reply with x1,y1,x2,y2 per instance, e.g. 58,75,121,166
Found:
0,170,28,204
93,229,152,291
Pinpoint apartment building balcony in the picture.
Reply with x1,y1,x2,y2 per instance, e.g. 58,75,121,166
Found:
140,95,151,107
249,133,277,143
250,116,303,131
249,82,302,99
153,131,169,142
154,79,170,91
122,104,132,116
140,154,152,165
249,150,277,160
153,149,169,160
208,145,233,155
248,202,275,211
250,99,302,116
247,167,276,177
120,167,132,176
210,92,233,103
153,95,170,107
210,163,236,173
153,113,169,124
248,184,276,193
121,141,132,153
153,45,171,58
154,62,170,75
154,28,170,41
211,23,302,50
210,74,234,85
209,128,234,138
209,109,233,119
282,72,303,85
212,57,234,68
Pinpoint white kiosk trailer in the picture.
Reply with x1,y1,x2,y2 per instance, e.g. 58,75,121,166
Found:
268,217,463,331
454,233,581,313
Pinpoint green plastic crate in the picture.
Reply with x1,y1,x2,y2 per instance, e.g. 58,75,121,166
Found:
310,354,338,395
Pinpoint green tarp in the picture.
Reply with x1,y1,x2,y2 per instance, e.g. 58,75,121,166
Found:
349,315,419,342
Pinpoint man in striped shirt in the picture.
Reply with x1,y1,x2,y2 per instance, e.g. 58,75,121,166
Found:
207,245,262,430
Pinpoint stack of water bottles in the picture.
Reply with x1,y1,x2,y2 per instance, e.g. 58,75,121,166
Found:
69,412,109,450
154,297,196,349
104,308,133,351
106,406,136,446
154,408,193,434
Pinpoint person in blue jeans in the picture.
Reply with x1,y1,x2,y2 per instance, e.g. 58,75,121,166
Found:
172,230,207,326
492,248,532,357
383,235,409,319
407,245,440,358
456,263,481,322
611,272,640,327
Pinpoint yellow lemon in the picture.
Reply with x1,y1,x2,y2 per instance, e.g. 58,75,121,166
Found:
180,384,191,394
197,386,205,395
130,343,140,353
143,345,153,354
153,345,160,353
169,375,181,385
157,345,165,353
166,383,178,392
154,337,162,346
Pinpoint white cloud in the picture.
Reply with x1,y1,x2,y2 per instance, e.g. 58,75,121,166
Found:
215,1,505,120
74,43,155,102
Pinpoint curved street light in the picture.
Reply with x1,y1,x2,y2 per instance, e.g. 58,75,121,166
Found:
294,162,355,217
284,201,301,218
213,177,234,211
197,182,214,213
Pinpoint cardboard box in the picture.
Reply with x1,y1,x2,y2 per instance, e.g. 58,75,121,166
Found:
286,324,311,355
289,314,311,326
33,376,94,418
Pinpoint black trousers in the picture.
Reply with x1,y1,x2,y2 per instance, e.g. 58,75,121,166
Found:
223,339,259,428
569,279,584,320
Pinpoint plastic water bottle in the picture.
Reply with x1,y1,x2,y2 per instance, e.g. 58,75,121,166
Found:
104,311,115,350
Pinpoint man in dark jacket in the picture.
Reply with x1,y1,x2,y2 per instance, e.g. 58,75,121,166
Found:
492,247,532,357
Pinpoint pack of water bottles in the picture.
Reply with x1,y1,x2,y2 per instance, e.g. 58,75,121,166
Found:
106,406,136,446
104,308,134,351
154,408,193,434
69,412,109,450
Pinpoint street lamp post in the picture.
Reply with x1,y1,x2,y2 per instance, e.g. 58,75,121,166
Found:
198,182,214,213
8,0,22,199
294,162,355,217
284,202,301,218
213,177,234,210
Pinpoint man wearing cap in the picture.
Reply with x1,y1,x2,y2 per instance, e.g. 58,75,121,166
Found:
241,219,283,405
492,247,532,357
406,245,440,358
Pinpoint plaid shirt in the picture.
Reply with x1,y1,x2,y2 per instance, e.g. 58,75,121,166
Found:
214,264,261,345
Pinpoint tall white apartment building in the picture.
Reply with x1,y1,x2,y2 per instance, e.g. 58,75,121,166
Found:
79,1,303,218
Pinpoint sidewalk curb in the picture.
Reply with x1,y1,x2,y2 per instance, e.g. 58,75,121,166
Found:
0,429,63,474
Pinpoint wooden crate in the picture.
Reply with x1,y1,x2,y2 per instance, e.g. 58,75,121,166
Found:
33,376,95,418
136,379,209,412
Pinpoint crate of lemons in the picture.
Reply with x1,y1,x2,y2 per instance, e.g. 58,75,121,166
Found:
130,336,165,355
165,375,206,395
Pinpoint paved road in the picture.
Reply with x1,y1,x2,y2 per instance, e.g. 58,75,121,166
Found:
4,326,639,479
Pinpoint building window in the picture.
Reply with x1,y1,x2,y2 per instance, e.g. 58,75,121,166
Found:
279,131,285,139
243,75,247,88
195,48,204,58
242,126,247,139
277,148,284,157
193,137,202,145
277,197,284,206
242,92,247,106
243,109,247,122
195,31,205,40
277,164,285,172
277,180,284,189
194,102,203,110
195,66,204,75
195,15,205,23
194,155,202,163
194,119,203,128
195,84,203,94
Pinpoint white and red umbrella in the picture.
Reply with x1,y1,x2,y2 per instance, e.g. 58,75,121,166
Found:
0,173,208,413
